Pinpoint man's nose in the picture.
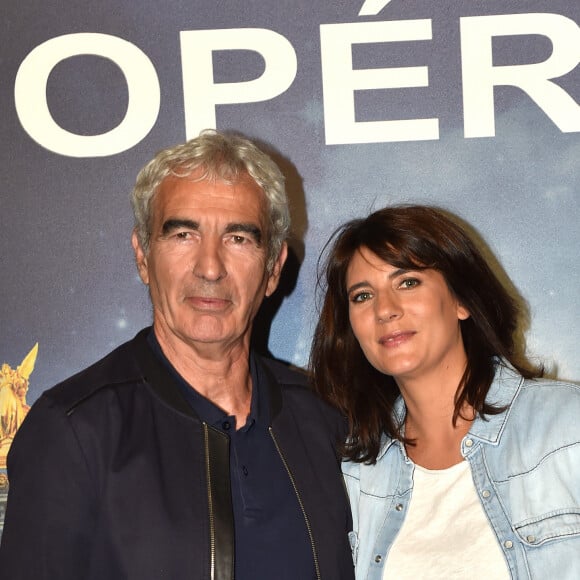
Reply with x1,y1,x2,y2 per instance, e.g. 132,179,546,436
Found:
193,237,226,281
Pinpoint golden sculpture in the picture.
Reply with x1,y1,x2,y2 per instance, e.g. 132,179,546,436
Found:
0,344,37,468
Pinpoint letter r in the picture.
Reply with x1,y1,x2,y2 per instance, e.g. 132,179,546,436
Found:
461,13,580,137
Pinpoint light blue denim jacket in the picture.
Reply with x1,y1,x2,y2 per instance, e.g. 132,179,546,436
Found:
343,362,580,579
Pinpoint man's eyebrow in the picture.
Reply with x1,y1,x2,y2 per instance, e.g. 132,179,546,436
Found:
224,223,262,245
161,219,199,235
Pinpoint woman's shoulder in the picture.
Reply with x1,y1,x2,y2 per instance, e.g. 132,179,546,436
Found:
342,434,399,476
503,374,580,440
493,361,580,412
518,375,580,405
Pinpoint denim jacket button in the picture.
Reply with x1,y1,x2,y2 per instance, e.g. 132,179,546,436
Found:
465,438,474,447
481,490,491,498
527,535,536,543
504,540,514,549
375,554,383,563
395,503,403,511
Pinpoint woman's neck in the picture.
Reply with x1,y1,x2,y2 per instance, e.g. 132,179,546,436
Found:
404,407,474,469
398,362,474,470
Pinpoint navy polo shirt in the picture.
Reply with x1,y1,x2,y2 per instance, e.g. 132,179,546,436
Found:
147,332,315,580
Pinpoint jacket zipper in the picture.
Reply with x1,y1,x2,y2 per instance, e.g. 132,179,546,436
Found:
203,423,216,580
269,427,322,580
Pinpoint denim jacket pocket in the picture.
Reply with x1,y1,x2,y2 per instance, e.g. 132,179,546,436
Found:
348,530,359,565
514,509,580,546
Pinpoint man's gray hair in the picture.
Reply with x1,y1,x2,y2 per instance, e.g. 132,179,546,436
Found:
131,129,290,271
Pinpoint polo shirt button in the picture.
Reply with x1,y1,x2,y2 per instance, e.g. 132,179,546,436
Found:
375,555,383,563
504,540,513,549
222,421,231,430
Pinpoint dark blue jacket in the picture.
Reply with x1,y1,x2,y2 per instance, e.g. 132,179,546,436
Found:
0,328,354,580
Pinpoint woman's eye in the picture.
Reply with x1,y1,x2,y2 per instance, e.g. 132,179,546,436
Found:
351,291,372,303
399,278,419,289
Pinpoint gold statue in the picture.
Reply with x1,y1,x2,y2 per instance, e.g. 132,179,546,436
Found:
0,344,37,468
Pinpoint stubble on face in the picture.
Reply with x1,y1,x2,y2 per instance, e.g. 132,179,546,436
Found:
132,172,286,362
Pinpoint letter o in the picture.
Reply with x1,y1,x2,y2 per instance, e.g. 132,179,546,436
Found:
15,33,161,157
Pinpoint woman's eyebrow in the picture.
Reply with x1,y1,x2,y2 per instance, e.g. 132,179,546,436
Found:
346,268,410,295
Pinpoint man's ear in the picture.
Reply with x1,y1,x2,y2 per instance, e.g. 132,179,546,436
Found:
265,242,288,297
131,230,149,285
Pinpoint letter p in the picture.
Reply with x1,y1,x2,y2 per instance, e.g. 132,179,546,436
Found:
180,29,297,137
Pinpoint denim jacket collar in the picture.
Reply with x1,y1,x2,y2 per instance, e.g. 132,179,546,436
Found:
467,361,524,445
376,360,525,459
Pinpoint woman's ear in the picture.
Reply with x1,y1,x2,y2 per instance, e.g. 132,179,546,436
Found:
457,303,470,321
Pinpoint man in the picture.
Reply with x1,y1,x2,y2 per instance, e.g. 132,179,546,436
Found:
0,131,354,579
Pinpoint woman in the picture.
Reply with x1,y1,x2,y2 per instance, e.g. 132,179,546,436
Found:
310,205,580,579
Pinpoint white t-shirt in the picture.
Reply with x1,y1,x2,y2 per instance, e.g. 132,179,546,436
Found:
383,460,510,579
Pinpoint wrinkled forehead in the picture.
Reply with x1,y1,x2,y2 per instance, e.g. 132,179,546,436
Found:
154,169,264,206
149,172,269,235
170,161,249,185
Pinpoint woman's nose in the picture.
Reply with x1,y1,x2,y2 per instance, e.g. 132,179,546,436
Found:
375,292,402,323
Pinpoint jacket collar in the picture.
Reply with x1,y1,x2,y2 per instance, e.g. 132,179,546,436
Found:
131,327,284,424
467,360,524,445
131,328,198,420
376,360,524,458
376,399,405,460
252,356,283,423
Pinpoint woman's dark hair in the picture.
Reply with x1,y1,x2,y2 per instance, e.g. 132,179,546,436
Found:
309,205,541,464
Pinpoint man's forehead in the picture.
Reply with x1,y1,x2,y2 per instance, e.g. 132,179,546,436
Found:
151,173,268,228
157,172,263,202
163,167,259,190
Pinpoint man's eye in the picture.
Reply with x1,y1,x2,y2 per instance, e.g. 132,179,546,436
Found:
175,231,191,239
231,235,247,244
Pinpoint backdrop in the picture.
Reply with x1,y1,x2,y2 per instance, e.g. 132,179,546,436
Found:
1,0,579,533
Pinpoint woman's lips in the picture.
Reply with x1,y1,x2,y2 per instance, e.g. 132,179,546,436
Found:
378,331,415,347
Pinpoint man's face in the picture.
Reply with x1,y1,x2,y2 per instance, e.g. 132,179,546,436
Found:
132,171,287,356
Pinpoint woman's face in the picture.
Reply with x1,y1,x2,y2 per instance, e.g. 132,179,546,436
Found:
345,246,470,386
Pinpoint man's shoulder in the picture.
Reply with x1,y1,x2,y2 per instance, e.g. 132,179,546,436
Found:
257,354,345,425
44,329,149,411
257,354,323,407
258,355,309,387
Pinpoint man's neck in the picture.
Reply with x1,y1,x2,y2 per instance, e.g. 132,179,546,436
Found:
153,326,253,426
